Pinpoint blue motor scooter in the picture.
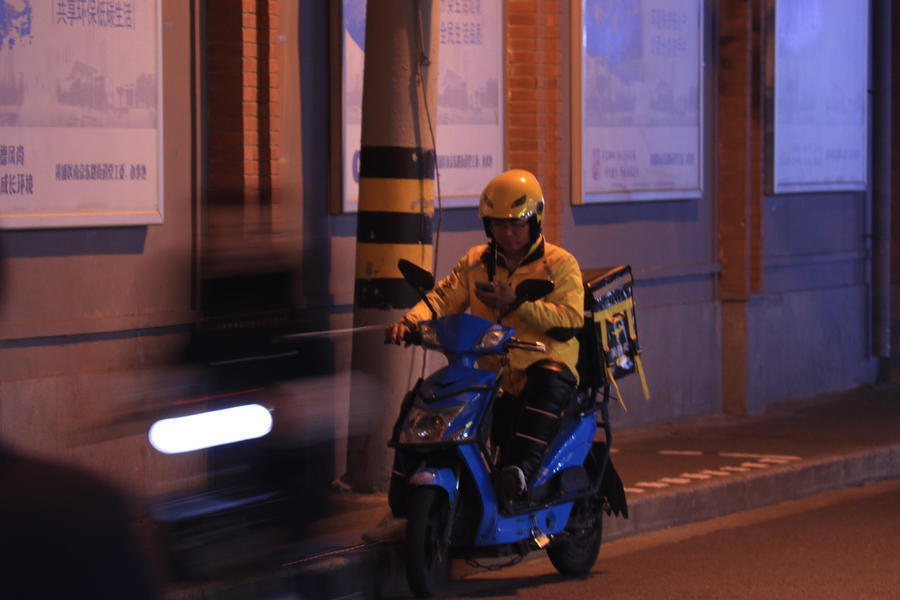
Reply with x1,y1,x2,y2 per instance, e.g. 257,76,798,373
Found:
388,260,627,597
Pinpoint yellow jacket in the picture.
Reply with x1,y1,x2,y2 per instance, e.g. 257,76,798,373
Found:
403,236,584,395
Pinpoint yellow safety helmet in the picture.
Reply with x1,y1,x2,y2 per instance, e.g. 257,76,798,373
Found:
478,169,545,242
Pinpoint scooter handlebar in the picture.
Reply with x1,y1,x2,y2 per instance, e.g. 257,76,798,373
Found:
402,327,422,346
506,337,547,352
383,323,422,346
392,324,544,352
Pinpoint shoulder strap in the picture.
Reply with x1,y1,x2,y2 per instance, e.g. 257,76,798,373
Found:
480,243,497,282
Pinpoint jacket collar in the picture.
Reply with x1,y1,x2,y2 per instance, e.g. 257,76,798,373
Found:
481,236,545,277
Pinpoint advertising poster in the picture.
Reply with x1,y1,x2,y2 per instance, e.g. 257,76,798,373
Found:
774,0,868,193
579,0,702,203
0,0,161,229
342,0,502,212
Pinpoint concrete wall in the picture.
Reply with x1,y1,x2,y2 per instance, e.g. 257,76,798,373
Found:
564,192,722,428
745,192,879,412
0,0,203,495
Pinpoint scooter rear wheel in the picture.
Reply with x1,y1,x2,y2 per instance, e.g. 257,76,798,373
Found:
547,495,603,576
405,487,451,598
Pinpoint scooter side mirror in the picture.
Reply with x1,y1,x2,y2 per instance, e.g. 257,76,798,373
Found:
397,259,438,319
515,279,554,302
398,259,435,291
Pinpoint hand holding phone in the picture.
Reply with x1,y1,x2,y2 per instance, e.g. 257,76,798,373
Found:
475,281,494,292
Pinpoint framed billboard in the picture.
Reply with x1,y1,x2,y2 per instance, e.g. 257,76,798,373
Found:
338,0,503,212
771,0,868,193
572,0,703,204
0,0,163,229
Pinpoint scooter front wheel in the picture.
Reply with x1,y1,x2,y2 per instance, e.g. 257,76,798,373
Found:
405,486,451,598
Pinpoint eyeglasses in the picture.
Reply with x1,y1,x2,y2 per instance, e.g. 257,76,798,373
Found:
489,218,529,231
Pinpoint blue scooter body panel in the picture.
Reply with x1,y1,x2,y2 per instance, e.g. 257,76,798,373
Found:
399,368,495,444
482,503,576,545
532,415,596,488
409,467,459,506
425,314,511,354
458,438,580,546
418,364,496,402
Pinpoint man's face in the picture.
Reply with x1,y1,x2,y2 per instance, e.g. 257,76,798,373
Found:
489,217,531,256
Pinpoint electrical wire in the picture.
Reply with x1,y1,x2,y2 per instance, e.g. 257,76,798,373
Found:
414,0,443,274
414,0,442,381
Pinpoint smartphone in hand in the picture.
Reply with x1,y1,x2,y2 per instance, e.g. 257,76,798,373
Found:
475,280,494,292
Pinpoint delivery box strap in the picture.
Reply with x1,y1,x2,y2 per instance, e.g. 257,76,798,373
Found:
605,367,628,412
635,353,651,401
602,353,650,411
597,310,650,408
597,317,628,412
622,306,650,399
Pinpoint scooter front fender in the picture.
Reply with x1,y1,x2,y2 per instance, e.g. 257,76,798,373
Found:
410,467,459,507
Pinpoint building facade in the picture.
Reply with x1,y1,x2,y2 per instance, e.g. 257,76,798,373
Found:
0,0,896,494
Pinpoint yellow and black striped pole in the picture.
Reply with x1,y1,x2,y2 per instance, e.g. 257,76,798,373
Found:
345,0,438,491
354,149,435,308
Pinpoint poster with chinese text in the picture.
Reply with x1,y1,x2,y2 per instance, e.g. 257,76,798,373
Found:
342,0,502,212
579,0,702,203
773,0,868,193
0,0,161,229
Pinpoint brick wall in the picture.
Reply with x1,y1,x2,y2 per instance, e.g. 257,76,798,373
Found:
205,0,281,257
717,0,768,414
505,0,565,244
205,1,244,209
716,0,764,300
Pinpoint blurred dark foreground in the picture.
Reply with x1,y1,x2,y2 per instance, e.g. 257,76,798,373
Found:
143,263,382,584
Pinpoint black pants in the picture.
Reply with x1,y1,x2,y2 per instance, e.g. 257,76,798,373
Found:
500,359,577,482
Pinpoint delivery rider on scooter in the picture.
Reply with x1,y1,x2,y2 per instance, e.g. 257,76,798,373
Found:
386,169,585,505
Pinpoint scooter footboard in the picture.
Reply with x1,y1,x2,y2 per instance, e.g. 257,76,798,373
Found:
477,502,575,546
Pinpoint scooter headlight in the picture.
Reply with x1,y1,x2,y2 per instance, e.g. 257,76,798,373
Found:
399,403,470,444
418,323,441,349
475,324,506,350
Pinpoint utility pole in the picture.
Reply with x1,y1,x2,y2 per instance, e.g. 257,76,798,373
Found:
344,0,439,491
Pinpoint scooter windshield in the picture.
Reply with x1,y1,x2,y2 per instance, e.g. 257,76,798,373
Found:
421,313,513,355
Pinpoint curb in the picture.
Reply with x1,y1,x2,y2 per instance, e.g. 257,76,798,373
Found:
604,445,900,542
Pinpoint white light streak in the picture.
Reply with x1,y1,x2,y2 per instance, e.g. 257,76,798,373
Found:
149,404,273,454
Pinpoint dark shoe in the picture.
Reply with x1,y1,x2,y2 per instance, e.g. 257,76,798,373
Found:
499,466,526,504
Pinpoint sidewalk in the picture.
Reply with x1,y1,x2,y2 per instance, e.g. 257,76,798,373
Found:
166,383,900,599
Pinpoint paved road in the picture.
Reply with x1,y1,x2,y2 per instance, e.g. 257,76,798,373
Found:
445,479,900,600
